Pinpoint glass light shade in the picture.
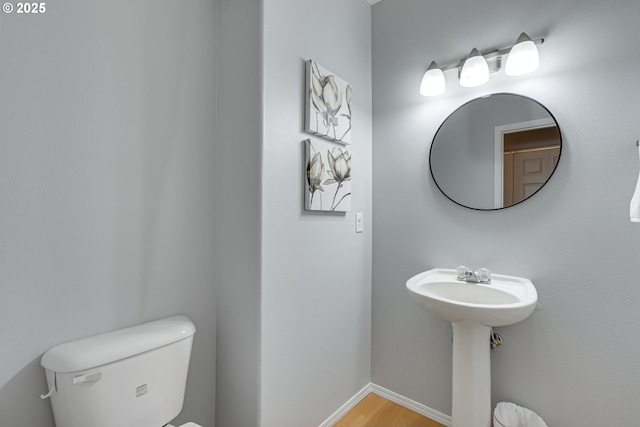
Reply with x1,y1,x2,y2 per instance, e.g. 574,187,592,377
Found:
420,61,446,96
460,48,489,87
505,33,539,76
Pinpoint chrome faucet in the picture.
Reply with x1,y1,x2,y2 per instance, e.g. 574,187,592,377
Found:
456,266,491,284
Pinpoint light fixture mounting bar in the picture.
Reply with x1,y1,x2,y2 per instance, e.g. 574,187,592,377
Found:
439,38,544,73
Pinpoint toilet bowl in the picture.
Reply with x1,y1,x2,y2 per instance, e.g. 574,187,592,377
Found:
167,423,202,427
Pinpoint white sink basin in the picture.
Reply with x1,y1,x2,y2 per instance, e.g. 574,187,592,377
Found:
406,268,538,427
406,268,537,326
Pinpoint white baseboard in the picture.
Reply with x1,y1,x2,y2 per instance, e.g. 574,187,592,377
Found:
318,384,371,427
319,382,452,427
368,383,451,426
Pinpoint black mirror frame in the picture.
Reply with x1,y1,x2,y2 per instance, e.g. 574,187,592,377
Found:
429,93,562,211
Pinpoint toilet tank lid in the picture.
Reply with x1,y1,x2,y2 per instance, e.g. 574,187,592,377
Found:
41,315,195,373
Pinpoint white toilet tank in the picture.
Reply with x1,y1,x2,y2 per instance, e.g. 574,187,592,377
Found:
40,315,196,427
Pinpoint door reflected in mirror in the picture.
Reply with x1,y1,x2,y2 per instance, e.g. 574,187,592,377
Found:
430,93,561,210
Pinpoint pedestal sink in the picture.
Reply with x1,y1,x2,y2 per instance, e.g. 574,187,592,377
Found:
406,268,537,427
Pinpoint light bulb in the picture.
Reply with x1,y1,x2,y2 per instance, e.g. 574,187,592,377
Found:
420,61,446,96
505,33,539,76
460,48,489,87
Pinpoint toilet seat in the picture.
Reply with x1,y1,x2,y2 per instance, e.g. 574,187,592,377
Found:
166,423,202,427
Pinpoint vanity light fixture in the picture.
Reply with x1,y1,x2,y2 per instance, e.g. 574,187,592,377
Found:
459,48,490,88
505,33,540,76
419,61,446,96
419,33,544,96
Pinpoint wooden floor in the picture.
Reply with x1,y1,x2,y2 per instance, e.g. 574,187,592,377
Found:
334,393,446,427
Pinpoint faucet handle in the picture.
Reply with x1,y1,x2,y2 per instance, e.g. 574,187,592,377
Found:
456,265,470,280
478,268,491,283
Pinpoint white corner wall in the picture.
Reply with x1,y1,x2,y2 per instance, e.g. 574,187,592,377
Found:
261,0,373,426
0,1,217,425
372,0,640,425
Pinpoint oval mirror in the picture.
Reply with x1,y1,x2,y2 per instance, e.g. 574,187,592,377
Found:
430,93,561,210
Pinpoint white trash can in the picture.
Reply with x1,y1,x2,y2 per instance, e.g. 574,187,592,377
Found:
493,402,548,427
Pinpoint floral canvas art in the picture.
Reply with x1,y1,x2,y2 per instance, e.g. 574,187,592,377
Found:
305,139,352,212
305,60,352,144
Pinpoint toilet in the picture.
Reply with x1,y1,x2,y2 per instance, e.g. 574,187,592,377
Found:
40,315,202,427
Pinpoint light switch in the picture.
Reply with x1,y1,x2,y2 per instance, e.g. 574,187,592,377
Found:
355,212,363,233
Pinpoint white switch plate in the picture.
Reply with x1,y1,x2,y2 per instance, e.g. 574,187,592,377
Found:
355,212,363,233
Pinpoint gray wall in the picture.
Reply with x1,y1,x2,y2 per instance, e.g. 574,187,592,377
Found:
261,0,373,426
215,0,262,426
372,0,640,425
0,1,217,425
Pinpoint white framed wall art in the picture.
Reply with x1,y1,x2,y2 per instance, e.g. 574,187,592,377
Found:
305,60,352,144
304,139,352,212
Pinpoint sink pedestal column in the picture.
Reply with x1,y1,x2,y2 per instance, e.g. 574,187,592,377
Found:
451,322,492,427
